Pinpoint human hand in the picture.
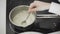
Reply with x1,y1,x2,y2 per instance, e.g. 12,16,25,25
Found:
28,1,50,12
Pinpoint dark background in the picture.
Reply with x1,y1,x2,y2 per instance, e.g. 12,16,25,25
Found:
6,0,60,34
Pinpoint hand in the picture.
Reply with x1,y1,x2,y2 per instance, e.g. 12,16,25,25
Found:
28,1,51,12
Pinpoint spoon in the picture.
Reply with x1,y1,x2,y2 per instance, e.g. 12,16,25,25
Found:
21,0,37,24
21,12,31,24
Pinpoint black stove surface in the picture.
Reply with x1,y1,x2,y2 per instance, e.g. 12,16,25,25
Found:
6,0,60,34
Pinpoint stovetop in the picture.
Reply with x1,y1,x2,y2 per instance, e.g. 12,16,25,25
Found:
6,0,60,34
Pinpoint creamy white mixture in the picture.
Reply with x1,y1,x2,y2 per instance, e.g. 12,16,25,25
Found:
13,11,35,27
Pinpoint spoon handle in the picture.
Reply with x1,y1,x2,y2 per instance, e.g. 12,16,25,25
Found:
25,12,31,20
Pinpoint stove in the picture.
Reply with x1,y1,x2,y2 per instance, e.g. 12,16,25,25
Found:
6,0,60,34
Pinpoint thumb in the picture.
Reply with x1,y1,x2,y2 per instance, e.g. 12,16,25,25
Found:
28,2,37,12
28,7,37,13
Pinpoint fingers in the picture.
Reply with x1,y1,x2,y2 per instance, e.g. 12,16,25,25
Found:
28,3,37,13
28,7,37,13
